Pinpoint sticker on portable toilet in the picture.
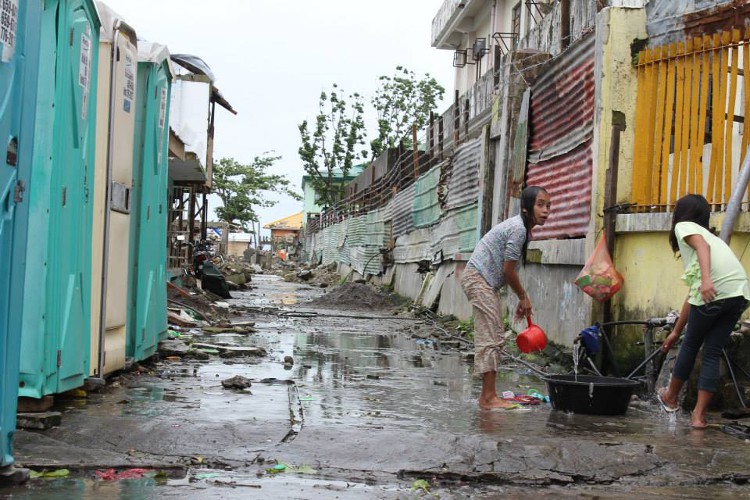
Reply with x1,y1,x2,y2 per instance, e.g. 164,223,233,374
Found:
123,50,135,113
159,87,167,130
158,86,167,162
79,26,92,120
0,0,18,63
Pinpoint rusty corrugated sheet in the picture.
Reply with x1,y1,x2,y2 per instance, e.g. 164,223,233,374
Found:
444,139,481,210
526,34,595,240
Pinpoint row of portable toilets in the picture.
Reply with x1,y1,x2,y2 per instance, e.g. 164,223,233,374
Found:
1,0,174,470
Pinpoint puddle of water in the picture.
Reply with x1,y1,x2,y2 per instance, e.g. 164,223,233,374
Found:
0,470,412,500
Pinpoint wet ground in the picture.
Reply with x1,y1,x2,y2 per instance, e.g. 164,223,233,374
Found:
2,274,750,499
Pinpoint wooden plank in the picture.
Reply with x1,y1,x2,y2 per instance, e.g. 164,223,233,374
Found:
724,29,740,204
707,33,722,205
696,35,712,196
643,48,659,204
687,37,701,194
659,44,678,205
743,29,750,172
671,41,686,203
631,50,650,205
713,31,730,206
653,46,669,206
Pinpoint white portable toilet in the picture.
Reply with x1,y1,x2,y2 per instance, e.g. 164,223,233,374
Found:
90,1,138,377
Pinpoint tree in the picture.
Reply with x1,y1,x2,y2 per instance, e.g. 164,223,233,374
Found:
212,155,301,230
298,84,367,209
370,66,445,160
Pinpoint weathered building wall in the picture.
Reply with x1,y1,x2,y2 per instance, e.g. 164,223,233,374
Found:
645,0,750,46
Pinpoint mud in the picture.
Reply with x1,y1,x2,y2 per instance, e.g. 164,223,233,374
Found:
307,282,406,311
2,274,749,499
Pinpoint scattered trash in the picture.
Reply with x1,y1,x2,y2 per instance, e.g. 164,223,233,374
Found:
264,463,317,475
415,339,436,349
501,390,546,405
30,469,70,479
267,463,287,474
194,472,222,480
721,422,750,441
221,375,252,390
411,479,430,492
96,468,150,481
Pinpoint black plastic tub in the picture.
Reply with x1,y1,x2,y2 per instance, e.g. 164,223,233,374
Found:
544,374,641,415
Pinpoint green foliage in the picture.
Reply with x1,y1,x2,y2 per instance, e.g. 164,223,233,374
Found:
298,84,367,209
457,317,475,342
370,66,445,160
212,155,301,230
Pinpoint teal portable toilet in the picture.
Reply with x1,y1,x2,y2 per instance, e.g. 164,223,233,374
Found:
128,42,172,362
17,0,100,399
1,0,42,472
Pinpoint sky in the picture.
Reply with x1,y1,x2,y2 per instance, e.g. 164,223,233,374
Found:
102,0,456,236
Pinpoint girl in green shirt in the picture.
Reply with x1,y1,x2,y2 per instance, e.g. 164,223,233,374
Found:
658,194,750,429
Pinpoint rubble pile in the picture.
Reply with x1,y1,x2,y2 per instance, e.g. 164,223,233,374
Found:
273,262,340,287
308,282,406,311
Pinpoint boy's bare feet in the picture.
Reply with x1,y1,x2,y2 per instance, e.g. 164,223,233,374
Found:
479,396,515,410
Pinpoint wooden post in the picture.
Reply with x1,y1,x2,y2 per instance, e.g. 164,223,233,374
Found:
438,116,444,159
428,111,435,163
602,115,625,376
464,98,470,139
412,124,419,178
454,89,460,145
480,125,494,235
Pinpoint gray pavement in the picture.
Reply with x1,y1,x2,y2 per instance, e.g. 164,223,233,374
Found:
2,274,750,499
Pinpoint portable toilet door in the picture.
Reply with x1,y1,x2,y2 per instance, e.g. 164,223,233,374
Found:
17,0,100,399
128,42,172,362
90,2,137,378
1,0,42,471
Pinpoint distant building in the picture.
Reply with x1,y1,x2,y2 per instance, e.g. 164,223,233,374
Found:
227,232,254,258
302,164,366,227
263,211,304,261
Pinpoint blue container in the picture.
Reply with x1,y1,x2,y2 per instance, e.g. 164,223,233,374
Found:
128,43,172,362
17,0,100,399
1,1,42,468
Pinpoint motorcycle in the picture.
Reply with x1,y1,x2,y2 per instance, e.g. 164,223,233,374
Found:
191,239,231,299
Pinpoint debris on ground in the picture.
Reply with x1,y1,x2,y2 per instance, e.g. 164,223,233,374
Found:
308,282,405,311
221,375,252,390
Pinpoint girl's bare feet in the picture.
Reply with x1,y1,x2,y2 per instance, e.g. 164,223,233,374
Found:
690,412,708,429
657,388,679,412
479,396,515,410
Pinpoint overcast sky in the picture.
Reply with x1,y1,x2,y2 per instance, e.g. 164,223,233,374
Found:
102,0,455,234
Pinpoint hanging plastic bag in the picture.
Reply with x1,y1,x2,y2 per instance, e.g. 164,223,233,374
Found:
574,236,624,302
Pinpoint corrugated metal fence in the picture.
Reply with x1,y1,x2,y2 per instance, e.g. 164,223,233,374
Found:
526,34,595,239
307,139,483,272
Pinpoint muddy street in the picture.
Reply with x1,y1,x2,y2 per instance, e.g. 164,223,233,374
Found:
2,274,750,499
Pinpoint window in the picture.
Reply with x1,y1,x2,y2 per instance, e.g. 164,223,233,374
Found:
512,2,521,48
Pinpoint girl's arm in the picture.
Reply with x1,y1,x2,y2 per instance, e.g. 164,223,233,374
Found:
661,298,690,352
684,233,717,302
503,260,532,318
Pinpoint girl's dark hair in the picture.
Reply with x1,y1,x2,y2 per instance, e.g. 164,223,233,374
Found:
669,194,710,253
519,185,548,265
